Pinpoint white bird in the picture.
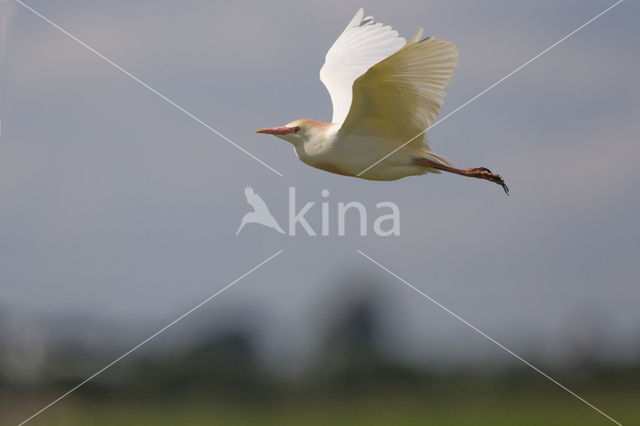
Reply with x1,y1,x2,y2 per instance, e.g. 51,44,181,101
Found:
257,8,508,194
236,186,285,235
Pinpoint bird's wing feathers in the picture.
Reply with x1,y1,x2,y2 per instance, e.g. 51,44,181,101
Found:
339,34,459,145
320,8,406,124
244,186,269,212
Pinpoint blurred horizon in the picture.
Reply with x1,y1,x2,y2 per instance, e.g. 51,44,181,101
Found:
1,0,639,424
3,285,640,424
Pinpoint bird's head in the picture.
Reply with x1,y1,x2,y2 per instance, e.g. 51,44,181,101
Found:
256,119,331,146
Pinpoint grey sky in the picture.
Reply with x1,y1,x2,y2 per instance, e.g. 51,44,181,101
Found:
1,0,639,370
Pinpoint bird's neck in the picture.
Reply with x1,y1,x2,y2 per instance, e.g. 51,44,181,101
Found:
303,122,339,149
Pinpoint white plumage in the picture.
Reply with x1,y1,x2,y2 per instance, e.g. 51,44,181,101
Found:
320,9,407,124
257,9,508,193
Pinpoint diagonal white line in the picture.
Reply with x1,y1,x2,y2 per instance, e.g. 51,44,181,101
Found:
357,0,624,177
14,0,283,177
356,249,623,426
18,249,284,426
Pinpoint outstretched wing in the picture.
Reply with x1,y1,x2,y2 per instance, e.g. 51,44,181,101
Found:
244,186,270,212
320,8,406,124
339,33,459,146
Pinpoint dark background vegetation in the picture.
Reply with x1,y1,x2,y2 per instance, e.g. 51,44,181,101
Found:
2,0,639,424
2,287,639,425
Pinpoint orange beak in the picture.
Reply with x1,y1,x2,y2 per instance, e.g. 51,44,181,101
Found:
256,126,296,135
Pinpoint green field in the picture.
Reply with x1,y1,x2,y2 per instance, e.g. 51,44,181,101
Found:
6,389,638,426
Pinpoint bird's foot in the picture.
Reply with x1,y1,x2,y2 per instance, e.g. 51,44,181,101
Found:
465,167,509,195
467,167,493,174
412,158,509,195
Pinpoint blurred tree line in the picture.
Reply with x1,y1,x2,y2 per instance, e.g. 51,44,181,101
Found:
1,294,639,405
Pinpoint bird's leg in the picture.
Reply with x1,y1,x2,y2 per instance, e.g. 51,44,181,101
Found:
413,158,509,195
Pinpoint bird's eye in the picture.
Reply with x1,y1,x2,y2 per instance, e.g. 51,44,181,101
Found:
293,127,301,133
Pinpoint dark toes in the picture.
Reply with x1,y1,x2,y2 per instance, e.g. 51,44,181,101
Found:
469,167,493,173
497,178,509,196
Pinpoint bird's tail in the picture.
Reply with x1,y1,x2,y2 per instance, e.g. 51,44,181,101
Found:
415,149,451,174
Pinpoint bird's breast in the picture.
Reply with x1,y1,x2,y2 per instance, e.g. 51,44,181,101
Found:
308,160,354,177
294,135,353,176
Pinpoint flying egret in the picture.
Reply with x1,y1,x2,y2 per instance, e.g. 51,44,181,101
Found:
257,8,508,194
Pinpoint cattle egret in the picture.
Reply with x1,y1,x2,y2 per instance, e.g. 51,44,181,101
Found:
257,8,508,194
